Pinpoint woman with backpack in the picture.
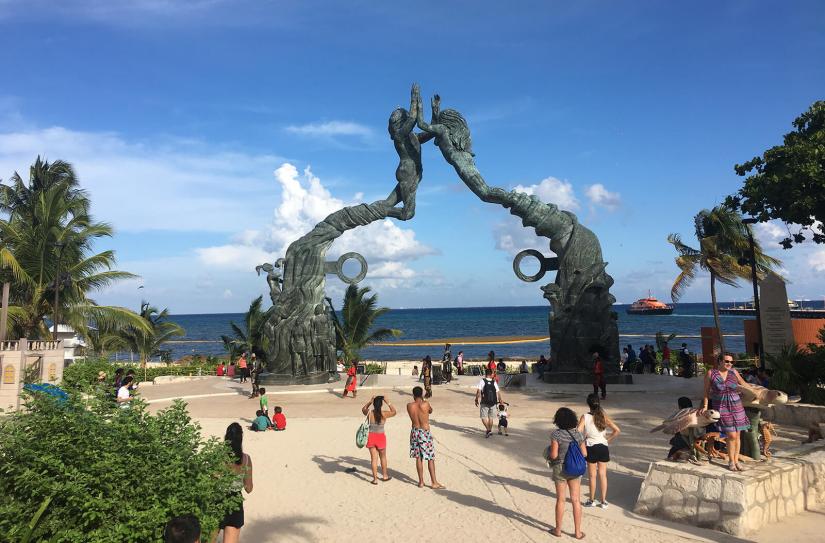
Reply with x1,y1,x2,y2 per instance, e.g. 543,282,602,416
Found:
548,407,586,539
577,394,621,508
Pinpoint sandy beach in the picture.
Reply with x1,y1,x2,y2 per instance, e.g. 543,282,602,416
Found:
141,374,822,542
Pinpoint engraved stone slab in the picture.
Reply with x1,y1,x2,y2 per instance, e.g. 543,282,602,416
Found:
759,272,794,358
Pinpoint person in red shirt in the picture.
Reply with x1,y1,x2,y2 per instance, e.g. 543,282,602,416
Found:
272,406,287,431
487,351,497,381
592,352,606,400
216,362,225,377
661,343,672,376
343,362,358,398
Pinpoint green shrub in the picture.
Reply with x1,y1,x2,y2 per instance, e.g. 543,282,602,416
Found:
63,358,227,391
0,390,240,542
768,344,825,405
363,362,385,375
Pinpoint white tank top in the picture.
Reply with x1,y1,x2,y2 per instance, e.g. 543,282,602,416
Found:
583,413,609,447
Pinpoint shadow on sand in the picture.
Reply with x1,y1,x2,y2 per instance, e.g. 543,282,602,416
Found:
311,454,421,487
241,514,328,542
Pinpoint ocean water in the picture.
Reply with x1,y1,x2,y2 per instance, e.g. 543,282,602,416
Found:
157,301,825,362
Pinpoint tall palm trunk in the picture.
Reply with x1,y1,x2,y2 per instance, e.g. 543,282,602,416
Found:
709,272,726,354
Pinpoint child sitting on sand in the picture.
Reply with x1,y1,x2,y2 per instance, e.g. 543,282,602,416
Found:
272,406,287,431
497,402,509,436
251,410,272,431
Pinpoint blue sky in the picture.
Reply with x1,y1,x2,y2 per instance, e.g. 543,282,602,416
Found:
1,0,824,313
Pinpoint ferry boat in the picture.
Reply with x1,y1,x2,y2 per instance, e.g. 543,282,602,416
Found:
626,293,674,315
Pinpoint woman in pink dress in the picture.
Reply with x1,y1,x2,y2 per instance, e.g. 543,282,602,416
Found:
700,353,752,471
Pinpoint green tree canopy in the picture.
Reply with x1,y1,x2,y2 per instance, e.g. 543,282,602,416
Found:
0,391,239,542
728,100,825,247
0,157,147,339
668,205,780,352
334,284,400,363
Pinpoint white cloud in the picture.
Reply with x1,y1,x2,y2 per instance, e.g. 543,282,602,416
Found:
195,162,435,283
493,217,550,257
513,177,579,210
222,289,233,299
753,221,785,244
368,261,417,279
194,245,273,271
584,183,621,211
491,175,582,257
809,249,825,272
285,121,372,138
0,126,283,232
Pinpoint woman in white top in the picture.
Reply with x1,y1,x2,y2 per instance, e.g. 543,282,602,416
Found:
116,375,134,408
576,393,621,508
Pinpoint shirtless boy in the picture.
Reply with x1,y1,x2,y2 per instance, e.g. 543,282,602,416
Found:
407,386,445,489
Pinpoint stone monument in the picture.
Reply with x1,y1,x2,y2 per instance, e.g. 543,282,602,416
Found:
759,271,794,360
415,91,620,373
259,85,620,383
259,86,431,384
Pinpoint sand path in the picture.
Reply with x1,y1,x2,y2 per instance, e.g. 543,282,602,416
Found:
142,374,817,542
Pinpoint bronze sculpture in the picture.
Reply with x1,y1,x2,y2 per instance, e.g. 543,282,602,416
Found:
260,85,619,383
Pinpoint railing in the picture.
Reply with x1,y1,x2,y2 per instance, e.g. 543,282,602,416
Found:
26,340,62,351
0,340,20,351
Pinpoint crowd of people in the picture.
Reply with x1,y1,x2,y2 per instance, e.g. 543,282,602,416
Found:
160,347,783,542
620,342,695,377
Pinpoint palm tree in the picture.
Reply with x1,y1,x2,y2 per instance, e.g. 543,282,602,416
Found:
668,205,780,353
0,158,147,340
334,284,401,363
221,295,274,361
119,301,185,377
85,322,129,358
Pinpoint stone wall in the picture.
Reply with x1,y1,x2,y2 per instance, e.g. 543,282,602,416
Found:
634,443,825,536
763,402,825,428
0,338,64,412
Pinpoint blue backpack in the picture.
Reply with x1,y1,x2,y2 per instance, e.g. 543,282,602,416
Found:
562,430,587,477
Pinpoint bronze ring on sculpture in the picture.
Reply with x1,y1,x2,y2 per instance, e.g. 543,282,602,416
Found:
513,249,547,282
335,252,368,284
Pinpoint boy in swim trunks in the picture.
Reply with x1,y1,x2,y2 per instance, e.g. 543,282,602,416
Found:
406,386,445,489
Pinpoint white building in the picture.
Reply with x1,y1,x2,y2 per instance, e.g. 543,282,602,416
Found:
51,324,86,365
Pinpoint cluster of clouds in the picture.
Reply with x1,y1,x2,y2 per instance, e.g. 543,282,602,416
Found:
494,176,622,256
0,126,283,233
194,163,437,290
753,219,825,277
0,122,432,309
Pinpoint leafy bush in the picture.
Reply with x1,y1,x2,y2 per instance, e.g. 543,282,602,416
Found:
63,358,227,391
768,343,825,405
363,362,386,375
0,390,240,542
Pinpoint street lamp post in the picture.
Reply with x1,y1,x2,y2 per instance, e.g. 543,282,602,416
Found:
52,242,66,341
740,219,765,369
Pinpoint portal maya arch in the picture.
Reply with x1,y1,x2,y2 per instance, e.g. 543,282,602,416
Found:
258,84,618,384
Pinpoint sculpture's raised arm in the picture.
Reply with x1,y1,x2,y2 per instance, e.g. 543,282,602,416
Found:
416,94,507,204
